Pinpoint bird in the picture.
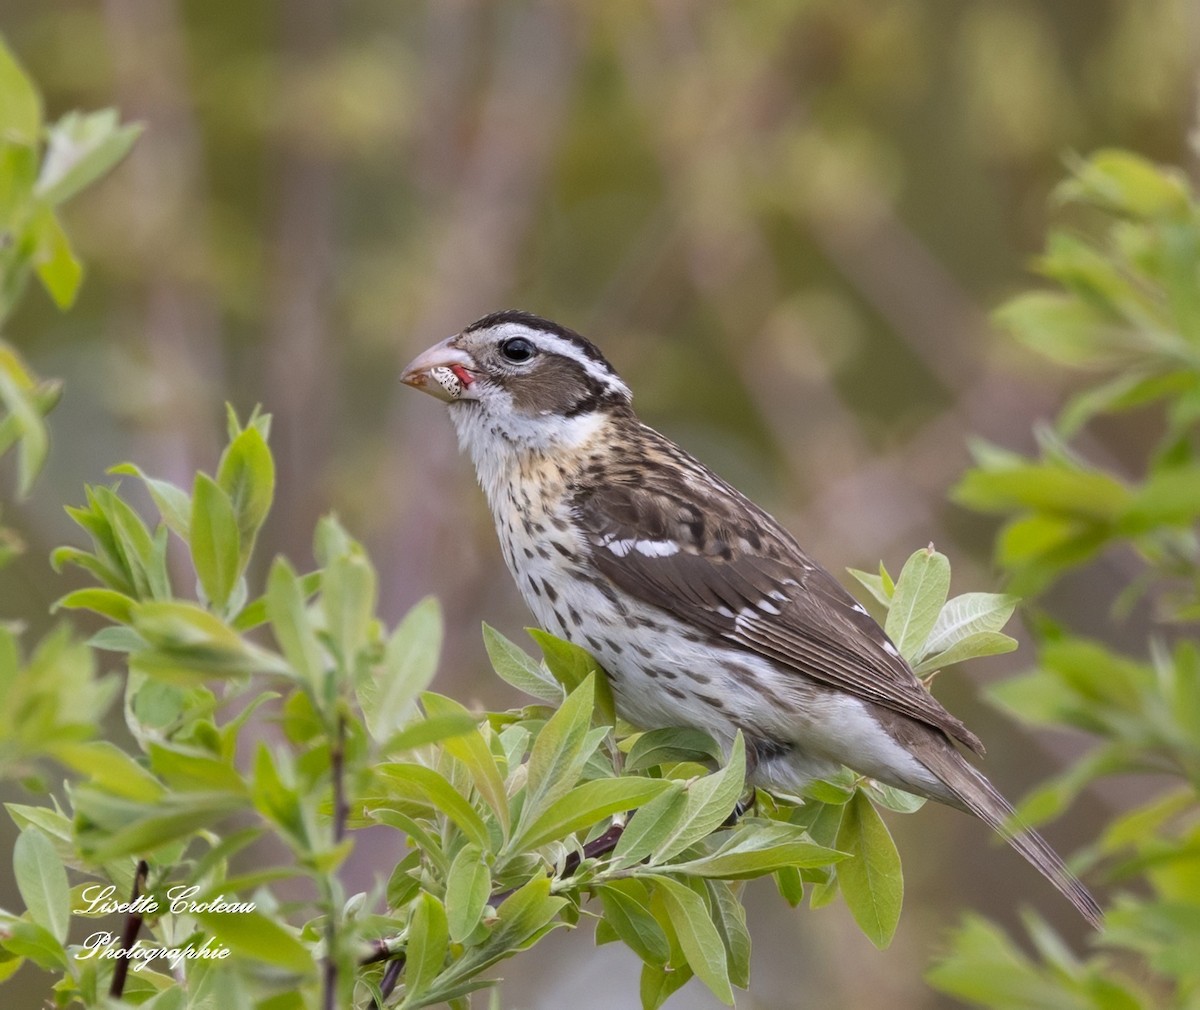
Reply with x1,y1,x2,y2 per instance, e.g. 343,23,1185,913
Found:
401,309,1102,928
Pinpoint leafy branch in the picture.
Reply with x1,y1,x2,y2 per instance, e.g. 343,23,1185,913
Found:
0,401,1023,1007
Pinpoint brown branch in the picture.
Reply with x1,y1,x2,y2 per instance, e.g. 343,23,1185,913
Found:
108,859,149,999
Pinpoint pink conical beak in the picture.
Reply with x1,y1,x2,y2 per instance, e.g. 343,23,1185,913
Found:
401,335,481,402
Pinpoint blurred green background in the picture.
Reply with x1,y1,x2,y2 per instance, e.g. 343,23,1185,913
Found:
2,1,1196,1007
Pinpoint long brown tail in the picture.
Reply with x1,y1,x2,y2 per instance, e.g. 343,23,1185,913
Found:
921,745,1104,929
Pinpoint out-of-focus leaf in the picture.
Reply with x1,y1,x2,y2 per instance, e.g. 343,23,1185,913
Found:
361,596,442,742
36,109,142,207
13,828,70,943
266,557,324,687
31,208,82,309
216,422,275,567
1058,149,1191,220
192,909,313,975
405,892,450,996
108,464,192,538
191,473,241,612
0,38,41,144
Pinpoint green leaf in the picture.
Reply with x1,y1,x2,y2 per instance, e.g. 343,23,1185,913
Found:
383,713,479,754
488,875,567,950
191,473,241,612
216,423,275,567
265,558,323,689
79,792,247,861
625,727,723,773
1058,149,1191,220
919,592,1018,663
665,822,846,879
518,674,596,835
482,623,560,703
927,914,1064,1006
376,763,491,850
611,786,688,869
32,208,82,310
835,791,903,949
0,916,67,971
528,628,616,724
516,776,673,852
192,909,313,975
912,631,1018,675
362,596,442,742
651,876,734,1004
445,844,491,943
51,740,165,802
53,587,135,624
108,463,192,537
596,880,671,966
1120,465,1200,531
954,463,1131,521
650,733,746,864
846,566,893,609
36,109,142,206
421,694,510,833
13,828,70,943
885,547,950,663
132,600,279,680
705,880,751,989
640,962,693,1010
322,536,377,666
406,892,450,995
0,38,42,144
0,344,53,497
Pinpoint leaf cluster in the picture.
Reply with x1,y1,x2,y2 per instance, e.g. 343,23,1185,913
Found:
0,35,138,521
931,151,1200,1010
0,406,1022,1007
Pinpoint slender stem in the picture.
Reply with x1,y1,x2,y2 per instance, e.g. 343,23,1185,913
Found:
108,859,149,998
378,955,407,1005
364,819,629,1003
322,714,349,1010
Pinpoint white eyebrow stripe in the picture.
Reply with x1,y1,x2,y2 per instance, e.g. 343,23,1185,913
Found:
490,323,629,399
538,333,630,396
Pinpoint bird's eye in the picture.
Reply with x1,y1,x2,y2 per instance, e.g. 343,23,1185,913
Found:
499,337,536,363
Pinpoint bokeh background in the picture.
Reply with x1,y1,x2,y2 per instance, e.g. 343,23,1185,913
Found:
2,1,1197,1007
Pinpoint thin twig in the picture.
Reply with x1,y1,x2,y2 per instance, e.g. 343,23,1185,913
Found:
109,859,149,999
365,818,629,1005
378,956,407,1005
323,714,349,1010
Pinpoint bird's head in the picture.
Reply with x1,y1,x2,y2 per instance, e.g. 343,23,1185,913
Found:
401,310,632,451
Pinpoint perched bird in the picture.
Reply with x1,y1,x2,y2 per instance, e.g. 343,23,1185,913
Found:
401,309,1102,928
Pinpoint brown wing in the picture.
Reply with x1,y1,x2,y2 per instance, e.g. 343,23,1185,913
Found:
571,437,984,755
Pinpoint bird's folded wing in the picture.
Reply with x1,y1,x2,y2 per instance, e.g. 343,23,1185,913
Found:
573,478,984,755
